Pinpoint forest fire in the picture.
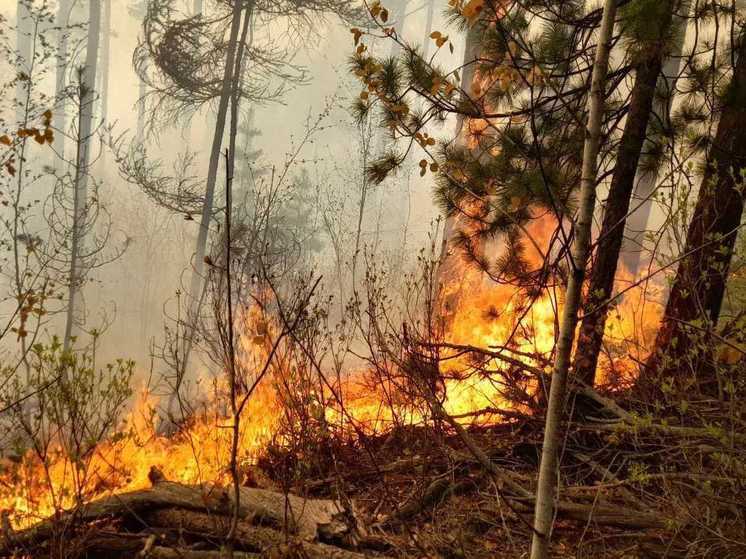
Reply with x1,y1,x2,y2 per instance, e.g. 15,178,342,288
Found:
0,243,661,532
4,0,745,556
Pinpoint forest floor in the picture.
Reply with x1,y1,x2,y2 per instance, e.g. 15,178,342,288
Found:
3,390,743,558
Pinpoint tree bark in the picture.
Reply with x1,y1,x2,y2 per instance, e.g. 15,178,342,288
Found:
190,2,243,305
99,0,111,125
168,1,247,421
436,20,482,307
54,0,72,165
15,0,33,125
64,0,102,351
146,509,379,559
644,34,746,388
620,3,691,277
530,1,618,557
574,5,674,386
2,480,353,553
420,0,435,60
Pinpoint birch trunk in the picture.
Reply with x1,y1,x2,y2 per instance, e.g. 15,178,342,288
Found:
64,0,102,351
420,0,435,60
54,0,72,165
100,0,111,124
529,1,618,557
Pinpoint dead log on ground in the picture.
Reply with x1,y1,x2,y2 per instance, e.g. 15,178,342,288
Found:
0,479,365,556
145,509,384,559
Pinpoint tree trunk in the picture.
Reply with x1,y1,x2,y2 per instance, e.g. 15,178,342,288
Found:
530,1,617,557
420,0,435,60
165,1,247,423
643,35,746,388
54,0,72,165
189,1,243,310
16,0,33,125
99,0,111,124
620,3,691,277
574,5,674,386
436,20,482,300
64,0,101,351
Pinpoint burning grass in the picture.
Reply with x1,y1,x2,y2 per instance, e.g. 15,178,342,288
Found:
0,251,664,536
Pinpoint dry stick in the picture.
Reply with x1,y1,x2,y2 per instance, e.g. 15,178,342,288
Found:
530,1,618,558
224,146,239,555
430,397,531,498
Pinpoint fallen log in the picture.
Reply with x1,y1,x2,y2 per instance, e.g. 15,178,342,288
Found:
507,499,668,530
385,477,454,523
80,533,261,558
146,509,387,559
1,479,356,555
146,547,259,559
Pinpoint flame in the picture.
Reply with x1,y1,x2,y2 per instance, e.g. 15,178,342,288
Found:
0,224,663,531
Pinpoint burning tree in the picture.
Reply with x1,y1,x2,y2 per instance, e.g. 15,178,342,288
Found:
2,1,746,558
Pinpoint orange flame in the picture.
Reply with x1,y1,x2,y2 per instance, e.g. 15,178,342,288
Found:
0,226,662,530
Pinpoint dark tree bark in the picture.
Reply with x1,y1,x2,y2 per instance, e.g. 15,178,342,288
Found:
574,7,674,386
644,35,746,387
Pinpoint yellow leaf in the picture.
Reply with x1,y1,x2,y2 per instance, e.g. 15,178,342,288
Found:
0,135,11,146
462,0,484,24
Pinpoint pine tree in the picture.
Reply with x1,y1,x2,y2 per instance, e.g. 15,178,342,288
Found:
351,0,620,301
645,28,746,391
574,0,682,386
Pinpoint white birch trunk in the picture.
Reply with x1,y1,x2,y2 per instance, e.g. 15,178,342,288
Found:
529,1,618,557
100,0,111,124
420,0,435,60
64,0,102,351
54,0,72,165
